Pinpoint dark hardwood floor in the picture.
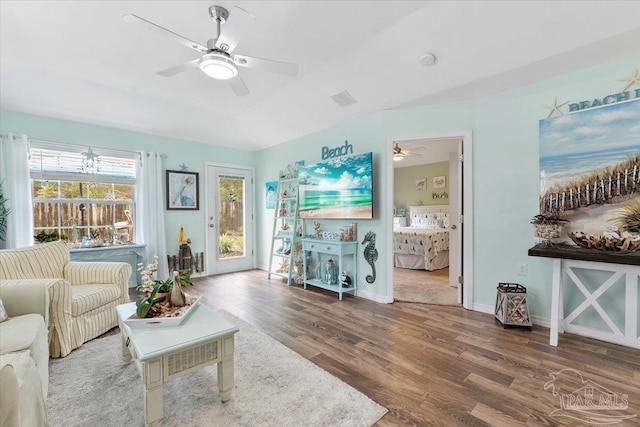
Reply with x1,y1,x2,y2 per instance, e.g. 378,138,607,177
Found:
128,269,640,426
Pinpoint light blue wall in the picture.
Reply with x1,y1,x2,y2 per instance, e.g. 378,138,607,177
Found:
257,53,640,320
256,113,388,298
470,54,640,319
0,110,256,261
2,51,638,323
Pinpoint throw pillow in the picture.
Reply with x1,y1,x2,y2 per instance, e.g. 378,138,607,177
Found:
0,298,9,322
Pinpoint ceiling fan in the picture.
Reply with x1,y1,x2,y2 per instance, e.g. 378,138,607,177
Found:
124,5,299,96
393,143,423,161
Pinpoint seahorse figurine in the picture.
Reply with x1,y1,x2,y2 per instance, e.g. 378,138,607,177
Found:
361,231,378,283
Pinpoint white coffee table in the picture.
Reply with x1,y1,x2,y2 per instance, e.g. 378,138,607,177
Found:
116,302,239,426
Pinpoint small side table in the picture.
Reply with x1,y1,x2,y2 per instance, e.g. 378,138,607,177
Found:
116,303,239,426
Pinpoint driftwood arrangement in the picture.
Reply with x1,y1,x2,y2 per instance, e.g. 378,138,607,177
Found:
505,295,530,325
147,295,198,318
568,231,640,252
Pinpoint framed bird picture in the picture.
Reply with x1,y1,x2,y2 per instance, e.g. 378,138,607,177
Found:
166,170,199,210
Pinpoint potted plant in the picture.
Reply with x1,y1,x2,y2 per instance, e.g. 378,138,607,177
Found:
135,256,194,317
135,283,166,318
531,212,569,246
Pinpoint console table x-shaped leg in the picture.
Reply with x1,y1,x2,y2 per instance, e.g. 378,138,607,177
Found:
549,258,639,348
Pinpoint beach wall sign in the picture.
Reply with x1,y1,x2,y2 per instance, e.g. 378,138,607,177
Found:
322,140,353,160
568,88,640,112
543,67,640,117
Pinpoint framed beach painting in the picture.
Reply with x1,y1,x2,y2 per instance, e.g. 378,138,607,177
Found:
166,170,199,210
298,152,373,219
539,99,640,235
265,181,277,209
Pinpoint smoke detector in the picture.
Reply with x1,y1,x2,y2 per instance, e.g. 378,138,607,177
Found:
419,53,437,66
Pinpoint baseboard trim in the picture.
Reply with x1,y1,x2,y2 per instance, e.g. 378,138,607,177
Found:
473,303,553,329
356,289,389,303
471,303,494,315
531,315,551,328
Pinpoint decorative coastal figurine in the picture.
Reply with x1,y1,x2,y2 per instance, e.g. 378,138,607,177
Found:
72,225,79,246
340,271,352,288
361,231,378,283
325,259,339,285
107,225,115,245
170,271,186,307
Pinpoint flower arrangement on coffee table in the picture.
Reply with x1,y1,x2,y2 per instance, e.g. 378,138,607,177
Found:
135,257,196,319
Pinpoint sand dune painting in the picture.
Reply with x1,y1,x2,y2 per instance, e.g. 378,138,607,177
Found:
539,99,640,235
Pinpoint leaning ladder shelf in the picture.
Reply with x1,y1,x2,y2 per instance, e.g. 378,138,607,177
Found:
267,178,300,285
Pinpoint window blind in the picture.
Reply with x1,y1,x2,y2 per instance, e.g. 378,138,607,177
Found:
30,144,136,184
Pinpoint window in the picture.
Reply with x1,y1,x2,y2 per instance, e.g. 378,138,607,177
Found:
30,143,137,246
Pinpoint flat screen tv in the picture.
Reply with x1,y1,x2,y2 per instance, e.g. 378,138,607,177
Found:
298,152,373,219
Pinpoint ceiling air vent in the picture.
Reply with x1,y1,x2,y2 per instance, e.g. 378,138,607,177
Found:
331,90,358,108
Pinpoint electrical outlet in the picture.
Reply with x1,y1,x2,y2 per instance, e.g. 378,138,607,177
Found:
518,263,528,276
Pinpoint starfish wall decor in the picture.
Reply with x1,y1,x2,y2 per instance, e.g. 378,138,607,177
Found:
542,96,568,118
616,67,640,92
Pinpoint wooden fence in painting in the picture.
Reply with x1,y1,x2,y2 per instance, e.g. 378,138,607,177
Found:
540,157,640,214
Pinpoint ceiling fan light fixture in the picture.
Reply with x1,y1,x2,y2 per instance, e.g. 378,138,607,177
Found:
198,53,238,80
393,143,404,161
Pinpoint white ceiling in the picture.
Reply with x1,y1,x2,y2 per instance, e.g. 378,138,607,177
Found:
1,1,640,151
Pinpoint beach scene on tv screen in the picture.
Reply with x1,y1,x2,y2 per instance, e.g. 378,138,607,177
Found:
299,152,373,219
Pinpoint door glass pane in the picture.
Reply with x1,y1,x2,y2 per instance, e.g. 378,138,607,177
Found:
218,176,245,258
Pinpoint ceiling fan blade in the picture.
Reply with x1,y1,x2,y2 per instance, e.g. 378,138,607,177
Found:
157,59,199,77
234,54,298,76
215,6,255,53
124,14,208,53
229,74,250,96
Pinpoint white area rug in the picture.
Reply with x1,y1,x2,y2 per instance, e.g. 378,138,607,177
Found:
48,310,387,427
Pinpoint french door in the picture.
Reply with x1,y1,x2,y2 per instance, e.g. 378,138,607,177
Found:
206,164,254,274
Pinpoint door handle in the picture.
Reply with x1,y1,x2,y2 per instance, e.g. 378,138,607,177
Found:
209,224,215,228
450,224,457,230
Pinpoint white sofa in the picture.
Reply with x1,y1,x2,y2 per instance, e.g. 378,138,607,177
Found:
0,240,132,357
0,280,50,427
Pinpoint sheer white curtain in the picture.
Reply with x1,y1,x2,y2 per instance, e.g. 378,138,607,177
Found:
135,152,169,279
0,133,33,248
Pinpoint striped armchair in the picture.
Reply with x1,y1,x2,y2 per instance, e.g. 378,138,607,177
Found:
0,241,131,357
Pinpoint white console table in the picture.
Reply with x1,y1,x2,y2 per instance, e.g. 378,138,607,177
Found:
529,246,639,349
70,244,145,287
